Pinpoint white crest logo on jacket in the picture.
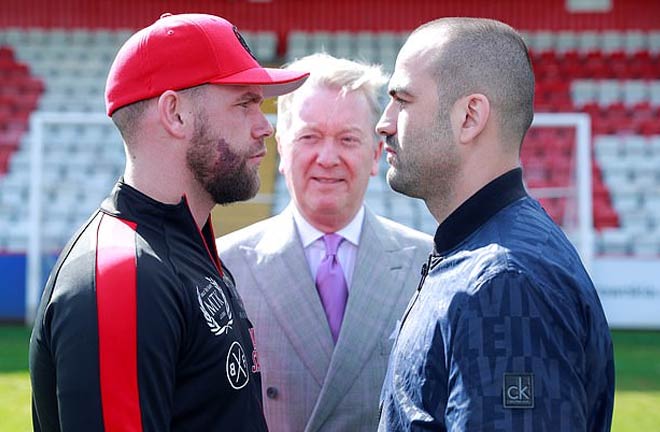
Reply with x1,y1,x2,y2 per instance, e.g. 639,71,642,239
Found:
197,277,233,336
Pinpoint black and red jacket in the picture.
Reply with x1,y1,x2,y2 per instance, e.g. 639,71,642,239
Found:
29,181,268,432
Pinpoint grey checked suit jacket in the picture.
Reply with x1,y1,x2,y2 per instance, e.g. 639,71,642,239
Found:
217,205,433,432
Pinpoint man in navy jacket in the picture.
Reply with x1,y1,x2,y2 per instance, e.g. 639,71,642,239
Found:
376,17,614,432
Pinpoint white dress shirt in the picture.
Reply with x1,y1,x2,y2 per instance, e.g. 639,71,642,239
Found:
291,205,364,290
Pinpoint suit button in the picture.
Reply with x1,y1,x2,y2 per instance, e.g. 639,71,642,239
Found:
266,386,278,399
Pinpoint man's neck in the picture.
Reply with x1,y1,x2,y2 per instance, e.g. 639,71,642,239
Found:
123,165,213,229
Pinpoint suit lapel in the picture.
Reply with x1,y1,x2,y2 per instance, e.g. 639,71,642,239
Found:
307,209,419,430
240,208,334,386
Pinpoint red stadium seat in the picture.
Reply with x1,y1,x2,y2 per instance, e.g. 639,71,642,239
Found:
594,203,620,230
0,47,43,178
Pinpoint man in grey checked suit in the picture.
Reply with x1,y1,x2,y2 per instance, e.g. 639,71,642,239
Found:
217,53,432,432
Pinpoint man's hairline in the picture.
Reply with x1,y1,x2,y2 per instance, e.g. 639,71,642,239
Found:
277,82,382,140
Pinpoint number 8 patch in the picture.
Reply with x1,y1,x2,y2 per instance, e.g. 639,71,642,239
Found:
226,341,250,390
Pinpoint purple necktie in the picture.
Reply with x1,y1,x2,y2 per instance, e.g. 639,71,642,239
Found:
315,233,349,343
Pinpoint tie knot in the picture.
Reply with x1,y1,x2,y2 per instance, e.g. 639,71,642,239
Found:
322,233,343,256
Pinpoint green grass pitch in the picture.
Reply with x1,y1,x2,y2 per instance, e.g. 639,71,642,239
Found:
1,325,659,431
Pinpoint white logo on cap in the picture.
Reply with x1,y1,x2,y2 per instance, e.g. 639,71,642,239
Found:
233,26,257,61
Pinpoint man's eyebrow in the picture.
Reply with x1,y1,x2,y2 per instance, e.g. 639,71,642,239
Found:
295,125,322,134
388,86,413,99
341,126,366,135
294,125,366,136
237,91,264,103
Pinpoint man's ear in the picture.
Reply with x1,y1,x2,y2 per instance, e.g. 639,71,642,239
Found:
276,132,286,174
157,90,188,139
456,93,490,144
371,139,384,176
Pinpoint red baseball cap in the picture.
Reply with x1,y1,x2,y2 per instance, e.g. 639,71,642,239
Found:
105,13,309,116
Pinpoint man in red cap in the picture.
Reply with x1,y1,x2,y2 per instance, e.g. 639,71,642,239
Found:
29,13,308,432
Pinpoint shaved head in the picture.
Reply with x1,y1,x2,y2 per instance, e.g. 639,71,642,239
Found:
406,18,535,151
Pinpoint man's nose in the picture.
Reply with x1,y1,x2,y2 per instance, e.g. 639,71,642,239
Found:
254,111,274,138
376,102,397,137
316,137,340,166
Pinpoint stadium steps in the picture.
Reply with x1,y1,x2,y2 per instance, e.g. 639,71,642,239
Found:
0,46,43,175
1,28,659,255
280,30,660,254
0,28,282,250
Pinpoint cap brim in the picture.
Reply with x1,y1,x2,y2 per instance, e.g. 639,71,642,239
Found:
209,67,309,97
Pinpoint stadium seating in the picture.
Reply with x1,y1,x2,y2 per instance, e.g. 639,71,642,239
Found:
0,27,658,256
524,30,659,255
0,27,283,252
286,30,408,71
281,29,660,255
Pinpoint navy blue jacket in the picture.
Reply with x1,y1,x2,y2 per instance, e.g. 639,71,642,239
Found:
30,181,268,432
379,168,614,431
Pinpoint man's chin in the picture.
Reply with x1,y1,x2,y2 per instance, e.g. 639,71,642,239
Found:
211,177,260,205
386,171,414,198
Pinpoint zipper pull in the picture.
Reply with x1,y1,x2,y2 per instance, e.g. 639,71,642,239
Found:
416,255,432,291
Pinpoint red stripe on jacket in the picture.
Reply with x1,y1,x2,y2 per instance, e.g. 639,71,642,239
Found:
96,214,143,432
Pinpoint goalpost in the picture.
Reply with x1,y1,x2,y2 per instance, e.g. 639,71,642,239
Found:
23,111,281,326
25,112,114,325
527,112,594,272
23,112,594,325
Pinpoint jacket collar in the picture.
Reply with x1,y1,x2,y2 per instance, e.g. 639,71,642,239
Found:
101,179,223,274
433,168,527,254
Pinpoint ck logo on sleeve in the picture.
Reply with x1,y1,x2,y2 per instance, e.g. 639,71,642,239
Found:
503,373,534,409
